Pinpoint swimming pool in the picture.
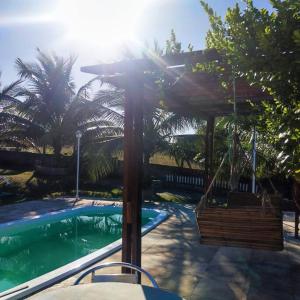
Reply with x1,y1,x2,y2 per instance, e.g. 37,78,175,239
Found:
0,205,168,299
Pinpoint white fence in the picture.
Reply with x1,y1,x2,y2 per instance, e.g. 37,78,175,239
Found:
164,174,259,193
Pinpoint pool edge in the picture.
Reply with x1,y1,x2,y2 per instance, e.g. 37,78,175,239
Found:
0,205,169,300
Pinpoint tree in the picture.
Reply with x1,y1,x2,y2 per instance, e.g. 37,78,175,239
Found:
169,134,202,168
142,31,200,166
0,50,123,180
115,31,199,168
143,102,195,166
0,74,23,148
199,0,300,177
166,29,182,55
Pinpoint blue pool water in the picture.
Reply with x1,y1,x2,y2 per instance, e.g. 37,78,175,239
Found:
0,206,159,293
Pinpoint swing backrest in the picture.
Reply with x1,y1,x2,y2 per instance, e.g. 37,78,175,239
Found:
227,192,261,208
227,191,281,209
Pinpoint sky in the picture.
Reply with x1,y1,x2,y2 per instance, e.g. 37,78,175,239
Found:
0,0,273,87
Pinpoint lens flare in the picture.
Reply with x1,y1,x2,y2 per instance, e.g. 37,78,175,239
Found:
55,0,150,55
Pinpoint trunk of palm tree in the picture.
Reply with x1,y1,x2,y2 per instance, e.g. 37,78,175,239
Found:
53,139,62,159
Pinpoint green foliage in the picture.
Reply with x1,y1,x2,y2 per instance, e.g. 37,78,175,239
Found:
50,188,122,199
0,73,22,107
81,139,121,182
123,31,199,167
2,50,122,156
169,134,202,168
200,0,300,176
165,29,182,54
155,191,200,204
0,50,123,182
156,192,187,203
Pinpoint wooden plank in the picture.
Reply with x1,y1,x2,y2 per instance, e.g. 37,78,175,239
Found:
81,49,220,75
163,100,261,117
121,71,143,281
121,74,134,268
130,72,143,282
196,202,283,251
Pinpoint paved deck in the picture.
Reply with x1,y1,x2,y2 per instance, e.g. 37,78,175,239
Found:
1,199,300,299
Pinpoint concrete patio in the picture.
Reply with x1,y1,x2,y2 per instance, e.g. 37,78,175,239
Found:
1,198,300,299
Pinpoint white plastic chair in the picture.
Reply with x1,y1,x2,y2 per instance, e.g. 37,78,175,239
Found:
73,262,159,288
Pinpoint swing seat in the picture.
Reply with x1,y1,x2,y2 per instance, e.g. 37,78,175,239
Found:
196,193,283,251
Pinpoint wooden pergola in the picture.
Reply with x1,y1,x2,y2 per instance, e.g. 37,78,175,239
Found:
81,50,270,276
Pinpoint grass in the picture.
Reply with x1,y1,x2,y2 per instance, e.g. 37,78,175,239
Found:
0,168,123,205
150,153,200,169
6,171,34,188
155,190,202,204
0,169,34,190
0,149,202,206
156,192,187,203
119,152,200,169
7,147,199,169
49,188,123,199
0,168,200,205
3,146,74,156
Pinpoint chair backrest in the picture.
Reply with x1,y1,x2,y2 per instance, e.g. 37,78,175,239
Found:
91,272,138,284
74,262,159,288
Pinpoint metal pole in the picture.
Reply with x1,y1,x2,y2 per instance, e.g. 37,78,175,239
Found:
251,126,257,193
230,75,238,191
76,136,80,200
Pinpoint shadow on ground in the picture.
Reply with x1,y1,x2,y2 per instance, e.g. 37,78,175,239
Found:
2,199,300,300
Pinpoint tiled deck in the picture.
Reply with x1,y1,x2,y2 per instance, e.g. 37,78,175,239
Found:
1,199,300,300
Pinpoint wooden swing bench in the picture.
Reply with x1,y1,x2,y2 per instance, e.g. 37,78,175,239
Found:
196,192,283,251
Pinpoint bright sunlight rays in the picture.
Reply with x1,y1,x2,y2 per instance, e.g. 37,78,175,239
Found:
55,0,150,54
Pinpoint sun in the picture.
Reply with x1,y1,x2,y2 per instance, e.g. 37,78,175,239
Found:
55,0,149,54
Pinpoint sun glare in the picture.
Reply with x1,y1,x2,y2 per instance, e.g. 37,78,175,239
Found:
55,0,149,55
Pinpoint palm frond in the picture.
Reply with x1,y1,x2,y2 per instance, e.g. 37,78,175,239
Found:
76,77,101,99
81,137,122,182
1,79,22,96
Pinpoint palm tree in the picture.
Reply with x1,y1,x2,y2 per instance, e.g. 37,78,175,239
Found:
0,51,123,180
97,34,201,171
143,102,199,166
97,80,199,173
0,73,23,148
169,134,203,168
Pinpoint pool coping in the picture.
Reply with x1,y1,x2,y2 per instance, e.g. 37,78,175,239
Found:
0,205,169,299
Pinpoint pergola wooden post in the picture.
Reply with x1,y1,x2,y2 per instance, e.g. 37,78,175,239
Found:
122,70,143,274
204,116,215,194
122,71,143,277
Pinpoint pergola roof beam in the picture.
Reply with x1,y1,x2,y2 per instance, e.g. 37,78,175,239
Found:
81,49,220,75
